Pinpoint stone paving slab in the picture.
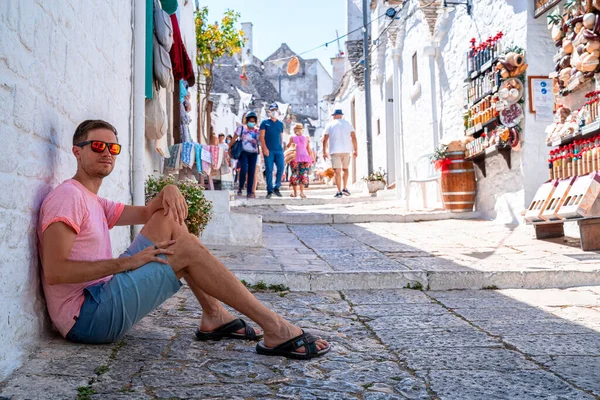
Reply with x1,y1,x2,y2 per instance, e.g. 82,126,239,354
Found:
4,287,600,399
209,220,600,290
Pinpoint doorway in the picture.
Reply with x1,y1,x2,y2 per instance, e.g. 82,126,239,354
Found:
385,77,396,186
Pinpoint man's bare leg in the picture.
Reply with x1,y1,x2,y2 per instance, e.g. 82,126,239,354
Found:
342,167,349,191
140,212,327,351
334,168,342,193
142,216,259,336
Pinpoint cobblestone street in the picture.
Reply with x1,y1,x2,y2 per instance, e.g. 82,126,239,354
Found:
3,285,600,399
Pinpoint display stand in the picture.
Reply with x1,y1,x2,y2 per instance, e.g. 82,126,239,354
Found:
465,144,512,177
532,216,600,251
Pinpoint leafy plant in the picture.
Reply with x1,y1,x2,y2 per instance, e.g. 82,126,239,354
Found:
76,386,96,400
363,167,387,183
196,7,245,142
145,175,213,236
431,145,448,162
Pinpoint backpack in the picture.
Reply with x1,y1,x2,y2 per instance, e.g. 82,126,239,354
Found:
145,81,167,140
153,33,173,89
153,0,173,51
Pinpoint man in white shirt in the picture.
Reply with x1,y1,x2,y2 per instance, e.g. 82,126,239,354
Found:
323,109,358,198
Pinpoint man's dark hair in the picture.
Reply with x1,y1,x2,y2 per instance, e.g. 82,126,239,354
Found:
73,120,118,146
218,133,225,138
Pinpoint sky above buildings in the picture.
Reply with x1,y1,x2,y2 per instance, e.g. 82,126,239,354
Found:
200,0,346,76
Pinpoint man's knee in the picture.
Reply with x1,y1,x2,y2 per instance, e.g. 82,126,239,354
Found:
343,168,349,174
167,233,205,274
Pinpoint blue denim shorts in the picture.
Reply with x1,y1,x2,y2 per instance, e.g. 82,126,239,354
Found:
66,234,182,344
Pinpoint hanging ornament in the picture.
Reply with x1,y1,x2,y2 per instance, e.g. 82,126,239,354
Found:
287,56,300,76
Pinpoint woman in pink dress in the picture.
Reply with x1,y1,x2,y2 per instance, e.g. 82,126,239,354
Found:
286,123,314,198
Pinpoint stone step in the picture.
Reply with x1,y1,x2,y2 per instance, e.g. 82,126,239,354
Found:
232,269,600,291
247,210,480,224
231,192,394,207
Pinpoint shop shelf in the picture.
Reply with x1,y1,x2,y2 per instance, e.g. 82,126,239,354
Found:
467,86,499,109
548,120,600,147
465,116,500,138
464,58,498,82
465,144,511,177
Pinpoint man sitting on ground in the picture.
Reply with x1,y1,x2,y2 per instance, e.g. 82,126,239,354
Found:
38,120,330,360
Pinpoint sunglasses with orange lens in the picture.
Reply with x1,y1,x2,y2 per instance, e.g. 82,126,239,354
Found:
76,140,121,155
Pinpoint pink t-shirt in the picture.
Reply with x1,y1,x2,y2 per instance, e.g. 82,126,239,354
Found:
37,179,124,337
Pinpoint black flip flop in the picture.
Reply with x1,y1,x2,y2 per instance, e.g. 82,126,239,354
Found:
256,330,331,360
195,318,263,341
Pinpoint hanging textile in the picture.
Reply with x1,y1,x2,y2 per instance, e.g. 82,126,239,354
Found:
181,142,195,168
180,79,188,102
236,88,253,116
180,102,192,143
201,144,212,175
275,102,290,117
155,133,171,158
210,145,220,169
216,146,225,171
165,144,182,171
169,14,195,86
195,143,203,174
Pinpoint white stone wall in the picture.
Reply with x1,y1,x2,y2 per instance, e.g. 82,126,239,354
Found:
0,0,133,380
398,4,439,184
347,0,364,42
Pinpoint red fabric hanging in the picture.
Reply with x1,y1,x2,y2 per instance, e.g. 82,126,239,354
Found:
169,14,195,87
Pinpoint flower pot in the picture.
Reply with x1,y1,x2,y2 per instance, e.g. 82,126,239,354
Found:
367,181,380,193
377,180,386,190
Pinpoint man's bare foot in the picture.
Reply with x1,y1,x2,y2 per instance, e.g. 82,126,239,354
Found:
262,318,328,354
199,310,262,337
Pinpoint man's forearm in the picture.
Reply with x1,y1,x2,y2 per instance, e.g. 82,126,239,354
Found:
46,257,133,285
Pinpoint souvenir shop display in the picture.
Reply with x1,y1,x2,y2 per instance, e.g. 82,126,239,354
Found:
547,2,600,96
463,32,527,170
526,0,600,251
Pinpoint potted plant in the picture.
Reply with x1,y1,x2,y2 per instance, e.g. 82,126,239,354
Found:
145,175,213,236
363,168,387,193
430,145,451,172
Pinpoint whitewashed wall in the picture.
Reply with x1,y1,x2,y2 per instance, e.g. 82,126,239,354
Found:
0,0,134,380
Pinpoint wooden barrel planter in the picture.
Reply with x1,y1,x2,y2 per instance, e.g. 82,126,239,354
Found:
441,151,476,212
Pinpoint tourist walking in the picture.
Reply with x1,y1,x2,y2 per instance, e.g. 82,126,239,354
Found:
286,123,314,198
323,109,357,198
230,112,260,198
260,103,285,199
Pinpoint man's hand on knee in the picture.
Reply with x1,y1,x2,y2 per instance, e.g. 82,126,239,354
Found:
160,185,188,225
124,240,176,271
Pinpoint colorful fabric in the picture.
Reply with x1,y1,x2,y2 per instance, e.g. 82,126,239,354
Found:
289,161,311,188
292,135,312,163
165,144,182,170
201,145,212,174
37,179,125,337
236,125,260,153
195,143,202,174
210,145,220,168
181,142,195,168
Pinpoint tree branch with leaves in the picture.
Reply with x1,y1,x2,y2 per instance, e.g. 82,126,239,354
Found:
195,7,245,143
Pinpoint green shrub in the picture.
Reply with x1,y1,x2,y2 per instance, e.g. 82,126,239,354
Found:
145,175,213,236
